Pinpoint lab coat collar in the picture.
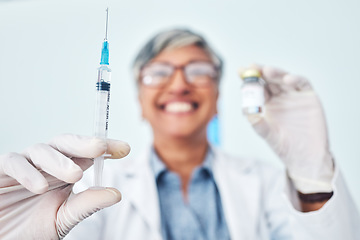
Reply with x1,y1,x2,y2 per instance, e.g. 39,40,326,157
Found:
211,146,261,240
122,148,163,240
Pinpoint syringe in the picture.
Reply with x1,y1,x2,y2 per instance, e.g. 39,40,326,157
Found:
93,8,111,187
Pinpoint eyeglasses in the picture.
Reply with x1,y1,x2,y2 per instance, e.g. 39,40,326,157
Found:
139,61,219,88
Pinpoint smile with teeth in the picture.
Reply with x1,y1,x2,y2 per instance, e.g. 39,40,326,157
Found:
162,102,198,113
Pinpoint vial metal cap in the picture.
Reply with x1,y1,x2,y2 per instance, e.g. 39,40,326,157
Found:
241,68,261,79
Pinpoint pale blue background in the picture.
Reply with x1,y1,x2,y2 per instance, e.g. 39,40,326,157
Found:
0,0,359,210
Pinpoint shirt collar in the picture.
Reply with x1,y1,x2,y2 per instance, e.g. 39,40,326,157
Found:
150,146,214,181
150,147,167,180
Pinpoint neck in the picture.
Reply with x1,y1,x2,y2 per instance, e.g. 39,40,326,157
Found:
153,132,209,197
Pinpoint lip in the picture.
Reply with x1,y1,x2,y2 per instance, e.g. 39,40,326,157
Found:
158,100,199,114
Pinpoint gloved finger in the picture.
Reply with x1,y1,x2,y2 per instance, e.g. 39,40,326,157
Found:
106,139,131,159
248,116,280,146
248,116,271,137
0,152,49,194
49,134,131,160
261,66,288,84
70,158,93,172
262,66,313,94
68,139,131,172
22,143,83,184
48,134,107,159
261,66,289,97
283,74,313,91
266,83,282,96
56,187,121,238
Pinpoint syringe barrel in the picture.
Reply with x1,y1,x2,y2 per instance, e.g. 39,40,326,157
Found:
93,65,111,187
94,65,111,139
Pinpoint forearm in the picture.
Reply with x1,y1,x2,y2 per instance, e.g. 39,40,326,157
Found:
298,192,334,212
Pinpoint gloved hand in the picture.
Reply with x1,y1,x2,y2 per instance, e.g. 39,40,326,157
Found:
0,134,130,240
239,65,334,194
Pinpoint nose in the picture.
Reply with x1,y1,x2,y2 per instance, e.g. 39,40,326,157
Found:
166,68,191,95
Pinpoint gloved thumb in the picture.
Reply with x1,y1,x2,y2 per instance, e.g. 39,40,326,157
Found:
247,115,280,146
248,115,269,136
56,187,121,238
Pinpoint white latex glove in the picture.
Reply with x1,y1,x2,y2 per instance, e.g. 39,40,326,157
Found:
239,65,334,194
0,134,130,240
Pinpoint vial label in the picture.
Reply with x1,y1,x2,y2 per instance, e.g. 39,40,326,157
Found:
241,84,265,108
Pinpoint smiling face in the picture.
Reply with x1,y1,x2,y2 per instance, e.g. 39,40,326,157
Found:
138,45,219,142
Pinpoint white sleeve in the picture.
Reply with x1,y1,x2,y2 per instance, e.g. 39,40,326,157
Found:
264,165,360,240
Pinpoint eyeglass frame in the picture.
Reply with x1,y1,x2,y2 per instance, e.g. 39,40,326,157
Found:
138,60,221,88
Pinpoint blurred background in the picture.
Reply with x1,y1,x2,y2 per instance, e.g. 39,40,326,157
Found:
0,0,359,209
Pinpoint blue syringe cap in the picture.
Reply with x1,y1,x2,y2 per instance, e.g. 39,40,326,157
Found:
100,41,109,65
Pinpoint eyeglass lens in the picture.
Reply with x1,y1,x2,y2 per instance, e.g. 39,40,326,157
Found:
141,62,217,87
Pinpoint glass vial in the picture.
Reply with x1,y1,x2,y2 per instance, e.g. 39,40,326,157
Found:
240,69,265,115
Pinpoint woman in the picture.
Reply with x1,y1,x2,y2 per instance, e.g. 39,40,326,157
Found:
0,28,359,240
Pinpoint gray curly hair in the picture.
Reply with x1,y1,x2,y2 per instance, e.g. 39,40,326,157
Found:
132,28,223,86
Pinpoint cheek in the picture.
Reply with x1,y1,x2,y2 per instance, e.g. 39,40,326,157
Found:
138,90,157,119
205,88,219,113
138,92,149,118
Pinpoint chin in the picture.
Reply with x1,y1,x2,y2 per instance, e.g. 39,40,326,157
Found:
157,125,208,141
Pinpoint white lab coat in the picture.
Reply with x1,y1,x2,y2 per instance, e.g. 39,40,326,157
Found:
66,147,360,240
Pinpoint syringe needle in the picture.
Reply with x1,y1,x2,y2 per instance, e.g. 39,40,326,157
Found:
105,8,109,40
